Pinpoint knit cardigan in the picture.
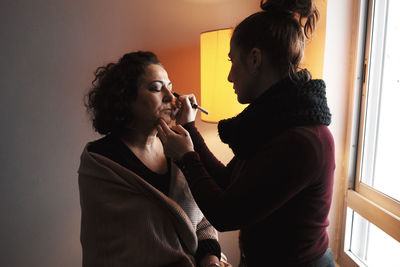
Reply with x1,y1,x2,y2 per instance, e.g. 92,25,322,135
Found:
78,145,218,267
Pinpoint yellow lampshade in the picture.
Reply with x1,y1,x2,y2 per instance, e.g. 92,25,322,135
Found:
200,29,247,123
301,0,327,79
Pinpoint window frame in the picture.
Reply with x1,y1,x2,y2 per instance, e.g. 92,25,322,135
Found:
338,0,400,265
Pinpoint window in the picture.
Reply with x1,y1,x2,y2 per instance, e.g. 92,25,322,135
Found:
340,0,400,266
359,0,400,202
345,208,400,267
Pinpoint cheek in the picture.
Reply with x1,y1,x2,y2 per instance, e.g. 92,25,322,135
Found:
133,101,151,113
131,99,158,120
139,95,160,109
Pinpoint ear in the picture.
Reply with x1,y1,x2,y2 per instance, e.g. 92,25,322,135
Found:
247,48,262,73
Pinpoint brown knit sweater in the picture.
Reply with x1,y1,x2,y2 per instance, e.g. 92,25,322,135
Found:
78,145,218,267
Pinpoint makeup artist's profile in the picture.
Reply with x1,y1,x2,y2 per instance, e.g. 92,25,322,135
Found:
78,51,231,267
157,0,337,266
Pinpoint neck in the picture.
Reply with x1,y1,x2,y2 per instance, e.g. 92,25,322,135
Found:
119,124,168,174
251,67,285,102
121,126,159,152
218,76,331,159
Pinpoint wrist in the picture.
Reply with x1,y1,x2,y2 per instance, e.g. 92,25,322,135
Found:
182,120,195,129
174,151,195,169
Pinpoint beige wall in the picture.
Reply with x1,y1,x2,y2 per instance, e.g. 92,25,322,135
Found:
323,0,359,261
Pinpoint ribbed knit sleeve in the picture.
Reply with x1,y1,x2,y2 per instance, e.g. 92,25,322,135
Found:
195,239,221,264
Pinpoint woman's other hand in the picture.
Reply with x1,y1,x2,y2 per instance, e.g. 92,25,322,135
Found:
199,254,233,267
157,119,194,161
174,93,198,125
199,255,219,267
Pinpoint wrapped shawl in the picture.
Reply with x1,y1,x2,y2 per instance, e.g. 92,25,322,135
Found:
78,145,218,267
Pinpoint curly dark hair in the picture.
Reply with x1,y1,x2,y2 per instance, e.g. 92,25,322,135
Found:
85,51,161,135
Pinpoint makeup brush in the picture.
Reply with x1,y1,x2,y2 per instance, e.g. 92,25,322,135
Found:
173,92,209,115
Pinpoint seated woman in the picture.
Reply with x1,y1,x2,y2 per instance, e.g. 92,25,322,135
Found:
78,51,228,267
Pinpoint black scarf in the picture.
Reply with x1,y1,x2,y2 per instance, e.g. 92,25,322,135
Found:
218,71,331,159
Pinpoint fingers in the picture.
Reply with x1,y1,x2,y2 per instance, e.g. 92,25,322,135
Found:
156,124,166,142
171,124,189,136
157,119,172,142
187,93,197,105
158,119,175,134
176,93,197,106
173,93,198,125
157,119,195,160
157,119,188,138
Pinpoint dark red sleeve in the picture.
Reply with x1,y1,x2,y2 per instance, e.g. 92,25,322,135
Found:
183,122,236,189
177,128,325,232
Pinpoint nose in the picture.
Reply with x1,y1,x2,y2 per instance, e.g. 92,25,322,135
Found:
162,87,174,103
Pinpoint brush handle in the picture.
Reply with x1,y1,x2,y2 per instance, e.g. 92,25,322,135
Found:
191,103,209,115
173,92,209,115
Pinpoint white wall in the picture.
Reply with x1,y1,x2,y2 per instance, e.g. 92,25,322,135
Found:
0,0,260,266
323,0,358,258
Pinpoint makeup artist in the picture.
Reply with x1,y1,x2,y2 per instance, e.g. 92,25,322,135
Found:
78,51,231,267
157,0,336,266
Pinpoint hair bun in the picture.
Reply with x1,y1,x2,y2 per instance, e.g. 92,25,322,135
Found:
260,0,319,38
261,0,311,13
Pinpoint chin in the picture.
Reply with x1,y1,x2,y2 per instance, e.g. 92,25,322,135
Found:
160,115,172,125
237,95,249,104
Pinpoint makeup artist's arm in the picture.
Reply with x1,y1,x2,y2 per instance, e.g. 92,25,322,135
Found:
182,121,235,188
173,94,232,188
157,123,323,232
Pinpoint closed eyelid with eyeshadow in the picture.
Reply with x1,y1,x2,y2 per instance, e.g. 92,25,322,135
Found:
149,81,172,92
